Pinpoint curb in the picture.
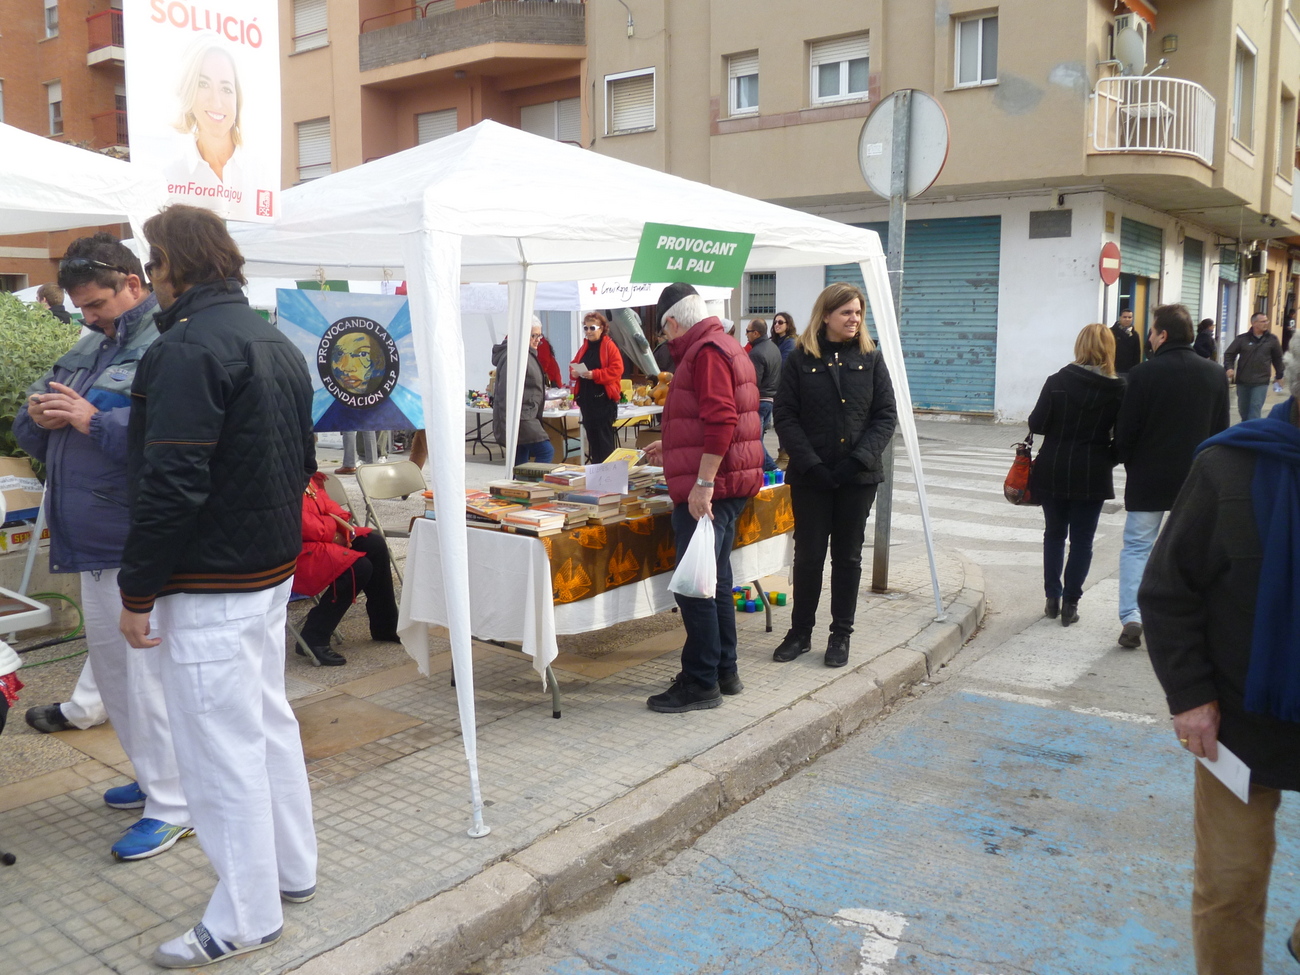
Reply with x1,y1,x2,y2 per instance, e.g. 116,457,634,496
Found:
287,567,986,975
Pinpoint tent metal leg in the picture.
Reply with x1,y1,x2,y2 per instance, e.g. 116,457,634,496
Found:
752,579,772,632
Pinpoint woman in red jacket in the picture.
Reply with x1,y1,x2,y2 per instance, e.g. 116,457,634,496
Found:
570,311,625,463
293,472,399,666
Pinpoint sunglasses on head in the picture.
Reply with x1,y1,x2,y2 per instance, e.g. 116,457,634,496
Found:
60,257,129,276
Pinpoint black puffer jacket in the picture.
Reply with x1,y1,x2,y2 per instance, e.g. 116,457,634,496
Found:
1115,342,1230,511
1027,364,1126,501
774,340,897,486
118,281,316,613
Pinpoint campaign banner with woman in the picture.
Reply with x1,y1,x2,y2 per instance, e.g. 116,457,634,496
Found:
124,2,280,222
277,290,425,433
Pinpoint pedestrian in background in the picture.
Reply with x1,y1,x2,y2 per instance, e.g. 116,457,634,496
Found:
1140,346,1300,975
1114,303,1229,650
746,318,781,473
492,317,553,465
772,282,897,668
1224,313,1284,422
771,311,797,362
1112,308,1141,375
1193,318,1218,360
642,283,762,713
570,311,624,463
1027,323,1126,626
36,282,72,323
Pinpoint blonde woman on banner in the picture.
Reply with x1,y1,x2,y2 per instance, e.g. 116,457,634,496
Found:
163,35,248,218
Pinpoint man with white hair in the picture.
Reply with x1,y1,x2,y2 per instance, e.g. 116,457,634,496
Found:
1140,347,1300,974
642,283,763,713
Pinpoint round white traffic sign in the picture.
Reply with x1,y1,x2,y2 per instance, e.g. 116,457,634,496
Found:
858,90,950,200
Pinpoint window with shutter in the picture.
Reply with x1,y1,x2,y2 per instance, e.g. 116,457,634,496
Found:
810,35,869,105
557,97,581,143
47,81,63,136
606,69,655,135
44,0,59,38
293,0,328,53
296,118,331,181
728,52,759,116
416,108,457,144
954,14,997,87
520,99,582,143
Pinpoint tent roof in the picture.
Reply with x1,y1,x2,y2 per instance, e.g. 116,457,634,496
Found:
231,120,883,282
0,124,166,234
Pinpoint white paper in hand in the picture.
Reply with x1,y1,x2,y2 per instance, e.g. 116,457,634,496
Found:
1196,742,1251,803
668,515,716,599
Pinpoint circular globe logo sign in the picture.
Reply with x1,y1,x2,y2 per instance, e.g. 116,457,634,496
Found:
316,317,401,408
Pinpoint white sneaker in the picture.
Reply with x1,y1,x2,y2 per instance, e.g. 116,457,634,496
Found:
152,923,281,969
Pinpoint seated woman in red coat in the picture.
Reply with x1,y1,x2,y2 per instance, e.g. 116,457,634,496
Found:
293,472,399,666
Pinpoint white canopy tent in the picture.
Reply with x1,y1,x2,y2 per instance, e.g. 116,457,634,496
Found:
0,124,165,242
230,120,942,836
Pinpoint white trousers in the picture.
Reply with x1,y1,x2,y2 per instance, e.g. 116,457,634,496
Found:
152,581,317,943
81,570,188,826
59,656,107,729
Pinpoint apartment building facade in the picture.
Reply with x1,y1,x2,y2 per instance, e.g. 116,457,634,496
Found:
586,0,1300,418
0,0,129,290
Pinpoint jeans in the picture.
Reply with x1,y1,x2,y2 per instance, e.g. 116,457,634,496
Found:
300,533,399,647
1039,497,1105,601
757,401,776,471
342,431,378,468
1118,509,1165,624
1236,383,1269,422
514,439,555,466
671,496,747,686
789,482,878,638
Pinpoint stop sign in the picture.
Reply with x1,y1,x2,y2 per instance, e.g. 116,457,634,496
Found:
1099,242,1121,285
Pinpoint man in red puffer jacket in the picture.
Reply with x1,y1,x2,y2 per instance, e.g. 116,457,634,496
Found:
643,283,763,713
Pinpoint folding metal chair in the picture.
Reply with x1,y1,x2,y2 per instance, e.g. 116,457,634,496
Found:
354,460,428,583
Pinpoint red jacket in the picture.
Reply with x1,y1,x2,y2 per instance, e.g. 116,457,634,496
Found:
536,336,563,387
661,317,763,503
570,335,624,401
292,472,372,596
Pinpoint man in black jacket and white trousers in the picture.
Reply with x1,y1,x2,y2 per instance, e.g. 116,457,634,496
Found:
1114,303,1229,651
117,206,319,969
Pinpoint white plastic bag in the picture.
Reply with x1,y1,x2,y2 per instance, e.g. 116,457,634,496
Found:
668,515,717,599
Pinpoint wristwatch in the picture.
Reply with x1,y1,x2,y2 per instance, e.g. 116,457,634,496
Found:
695,478,715,488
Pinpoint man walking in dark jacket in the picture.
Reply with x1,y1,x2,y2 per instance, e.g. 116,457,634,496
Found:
117,206,318,969
1114,304,1230,650
1139,348,1300,974
746,318,781,472
1112,308,1141,375
1224,313,1284,421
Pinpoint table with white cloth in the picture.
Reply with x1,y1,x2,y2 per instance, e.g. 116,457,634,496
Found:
397,484,793,717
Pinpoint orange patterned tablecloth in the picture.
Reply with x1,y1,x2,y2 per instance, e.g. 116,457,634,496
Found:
537,484,792,605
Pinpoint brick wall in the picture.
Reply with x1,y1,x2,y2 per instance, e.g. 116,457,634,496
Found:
360,1,585,72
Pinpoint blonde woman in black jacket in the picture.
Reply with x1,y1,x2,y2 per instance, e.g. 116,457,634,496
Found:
1027,323,1126,626
772,283,897,668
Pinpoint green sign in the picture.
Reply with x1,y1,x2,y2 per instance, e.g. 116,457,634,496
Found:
629,222,755,287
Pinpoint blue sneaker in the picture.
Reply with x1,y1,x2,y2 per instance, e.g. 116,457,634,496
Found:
153,922,281,968
103,781,147,810
111,818,194,861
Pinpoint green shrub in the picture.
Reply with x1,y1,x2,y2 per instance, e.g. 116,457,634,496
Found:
0,292,82,458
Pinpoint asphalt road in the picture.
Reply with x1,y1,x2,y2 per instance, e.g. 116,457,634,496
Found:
482,422,1300,975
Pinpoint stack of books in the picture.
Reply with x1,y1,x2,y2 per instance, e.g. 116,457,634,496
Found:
628,465,661,493
643,493,674,516
465,490,523,526
562,489,625,525
500,508,566,537
620,499,650,520
543,467,587,491
513,461,561,482
529,501,593,529
488,480,558,503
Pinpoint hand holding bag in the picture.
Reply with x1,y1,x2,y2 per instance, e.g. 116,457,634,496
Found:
1004,434,1039,506
668,515,717,598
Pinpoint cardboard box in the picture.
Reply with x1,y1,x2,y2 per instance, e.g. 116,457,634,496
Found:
0,524,50,554
0,457,44,522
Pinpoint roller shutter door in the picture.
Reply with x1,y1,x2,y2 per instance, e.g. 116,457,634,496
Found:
1182,238,1204,314
1121,218,1163,278
826,215,1000,412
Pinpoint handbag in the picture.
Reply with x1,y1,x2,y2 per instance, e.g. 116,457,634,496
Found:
1004,433,1039,506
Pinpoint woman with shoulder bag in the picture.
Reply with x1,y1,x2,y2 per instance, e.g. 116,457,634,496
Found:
1027,322,1126,626
772,283,898,668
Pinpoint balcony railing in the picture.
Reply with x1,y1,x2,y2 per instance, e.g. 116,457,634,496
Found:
91,110,129,149
87,9,124,51
1092,76,1215,166
361,0,580,34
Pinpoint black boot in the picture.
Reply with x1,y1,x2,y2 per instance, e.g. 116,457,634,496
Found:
1060,600,1079,627
772,631,811,662
1044,598,1060,619
297,643,346,666
825,633,850,668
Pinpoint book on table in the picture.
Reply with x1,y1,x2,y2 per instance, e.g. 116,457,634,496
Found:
561,489,623,509
530,501,593,527
488,480,557,502
513,461,561,482
467,494,524,522
543,468,587,489
502,508,567,532
603,447,645,466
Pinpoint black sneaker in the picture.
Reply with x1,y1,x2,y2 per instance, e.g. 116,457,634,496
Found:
671,671,743,695
772,632,811,662
825,633,850,668
647,676,722,713
1117,622,1143,649
25,703,75,734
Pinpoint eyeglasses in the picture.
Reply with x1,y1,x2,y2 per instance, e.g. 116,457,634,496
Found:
60,257,129,277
